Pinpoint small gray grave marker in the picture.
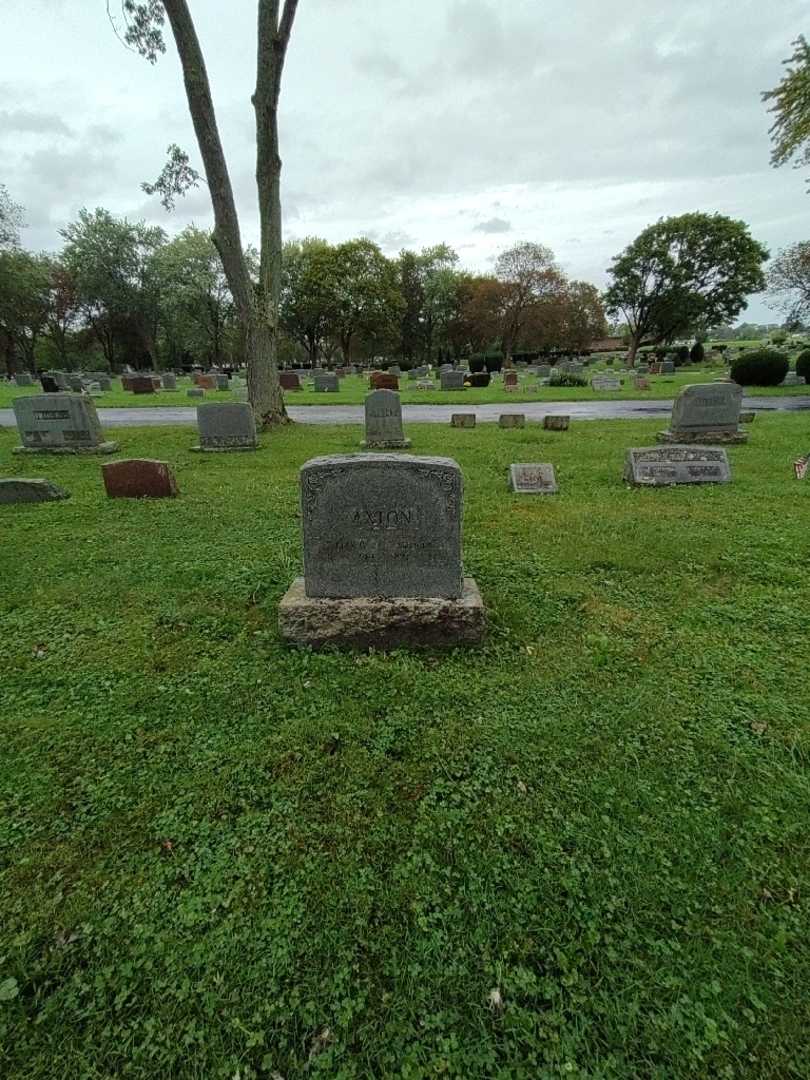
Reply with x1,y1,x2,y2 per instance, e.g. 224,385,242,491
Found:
509,463,558,494
624,445,731,486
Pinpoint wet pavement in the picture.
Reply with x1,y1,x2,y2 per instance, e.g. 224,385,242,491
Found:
2,396,809,429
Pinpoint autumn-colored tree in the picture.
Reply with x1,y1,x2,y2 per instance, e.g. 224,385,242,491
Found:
494,242,565,363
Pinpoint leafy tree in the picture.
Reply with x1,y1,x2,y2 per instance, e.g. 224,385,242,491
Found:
46,262,82,368
0,185,25,251
604,213,769,366
495,242,565,362
113,0,298,426
61,208,166,370
418,244,462,363
766,241,810,324
398,250,424,364
151,226,235,367
330,239,403,365
690,340,705,364
763,36,810,191
0,251,53,372
456,276,507,355
280,238,339,366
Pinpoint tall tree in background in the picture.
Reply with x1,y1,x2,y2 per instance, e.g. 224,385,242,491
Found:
763,36,810,192
114,0,298,427
604,213,769,365
0,251,52,372
495,242,564,363
0,185,25,250
766,241,810,324
330,239,403,365
280,237,338,366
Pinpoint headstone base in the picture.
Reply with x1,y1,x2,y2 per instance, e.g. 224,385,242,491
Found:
13,441,119,455
656,428,747,445
361,438,412,450
190,443,258,453
279,576,486,649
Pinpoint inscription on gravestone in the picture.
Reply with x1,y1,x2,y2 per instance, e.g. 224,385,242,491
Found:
659,383,746,443
12,393,118,454
441,370,465,391
193,402,258,451
362,389,411,449
624,446,731,486
301,454,462,599
509,463,558,494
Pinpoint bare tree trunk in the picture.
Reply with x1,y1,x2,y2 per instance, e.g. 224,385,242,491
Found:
162,0,287,425
627,332,640,367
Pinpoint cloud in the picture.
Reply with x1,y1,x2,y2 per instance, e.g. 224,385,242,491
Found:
0,109,73,136
473,217,512,234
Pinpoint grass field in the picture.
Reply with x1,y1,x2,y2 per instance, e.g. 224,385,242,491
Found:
2,369,809,411
2,417,810,1078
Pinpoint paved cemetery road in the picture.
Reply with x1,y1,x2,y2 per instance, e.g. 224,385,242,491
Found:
2,396,810,429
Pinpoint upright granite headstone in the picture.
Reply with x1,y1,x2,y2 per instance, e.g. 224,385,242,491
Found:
12,393,118,454
68,376,85,393
131,376,156,395
624,446,731,486
369,372,398,391
362,390,411,449
441,370,465,391
314,372,339,392
0,478,70,504
14,374,33,387
40,376,59,393
162,373,177,391
658,382,746,444
216,374,230,391
193,402,258,451
592,375,621,391
98,377,112,391
279,371,301,391
503,371,518,389
509,463,558,494
278,454,485,648
102,459,179,499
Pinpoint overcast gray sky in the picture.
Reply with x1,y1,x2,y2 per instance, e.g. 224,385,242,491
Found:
2,0,807,322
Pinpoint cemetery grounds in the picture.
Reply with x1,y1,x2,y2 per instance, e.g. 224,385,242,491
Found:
1,415,809,1078
2,368,810,412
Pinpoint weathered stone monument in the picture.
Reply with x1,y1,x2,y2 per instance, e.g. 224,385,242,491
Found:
441,370,465,391
509,463,558,494
543,415,570,430
162,373,177,391
451,414,476,428
314,372,339,393
14,373,33,387
12,394,118,454
499,414,526,428
102,459,179,499
361,390,411,449
369,372,398,391
278,454,486,648
216,374,230,391
503,371,518,390
131,376,156,395
657,383,746,444
592,374,621,391
279,371,301,391
187,387,205,398
192,402,258,452
624,446,731,486
0,478,70,504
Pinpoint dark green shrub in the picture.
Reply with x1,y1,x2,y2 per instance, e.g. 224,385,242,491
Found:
690,341,705,364
467,371,490,387
469,355,486,373
550,370,588,387
484,353,503,374
675,346,690,366
730,348,789,387
796,349,810,381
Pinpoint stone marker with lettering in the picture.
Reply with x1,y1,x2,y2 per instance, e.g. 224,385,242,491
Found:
658,382,746,444
12,393,118,454
543,415,570,431
216,374,230,391
509,463,558,494
362,389,411,449
499,414,526,428
592,375,621,391
441,370,466,391
314,372,339,393
192,402,258,451
0,478,70,504
451,414,476,428
503,371,518,390
131,376,156,395
624,445,731,486
162,373,177,390
369,372,399,392
102,459,179,499
278,453,485,648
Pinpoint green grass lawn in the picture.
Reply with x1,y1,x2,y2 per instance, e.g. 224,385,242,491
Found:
3,370,809,411
2,417,810,1078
